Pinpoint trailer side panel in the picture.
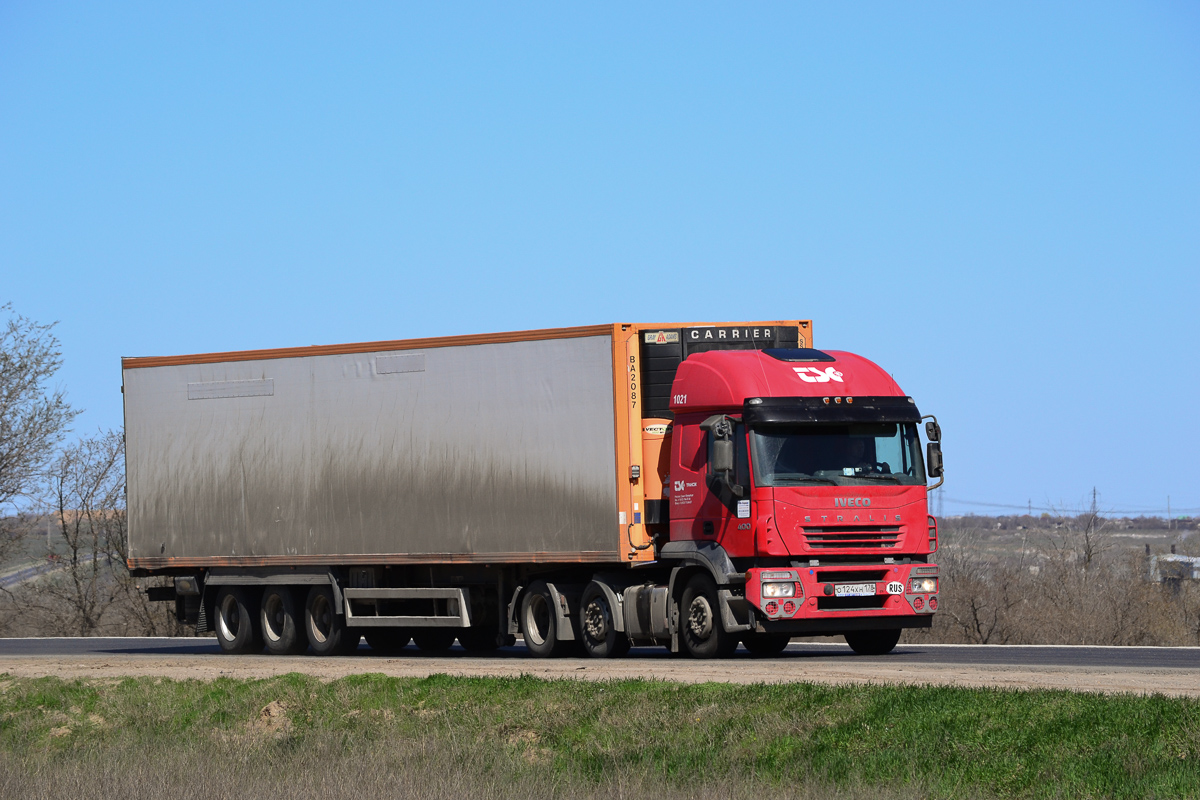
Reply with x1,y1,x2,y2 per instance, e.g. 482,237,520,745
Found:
124,334,619,565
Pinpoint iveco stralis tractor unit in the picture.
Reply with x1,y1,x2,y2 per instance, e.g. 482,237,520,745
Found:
126,321,943,658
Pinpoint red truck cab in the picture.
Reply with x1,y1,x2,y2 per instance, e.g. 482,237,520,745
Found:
663,347,941,654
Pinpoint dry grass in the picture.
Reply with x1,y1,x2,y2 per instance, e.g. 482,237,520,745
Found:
2,673,1199,798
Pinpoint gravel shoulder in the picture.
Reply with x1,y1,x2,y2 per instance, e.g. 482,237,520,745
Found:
1,652,1196,696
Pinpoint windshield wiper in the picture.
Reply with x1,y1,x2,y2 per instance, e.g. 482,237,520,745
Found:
854,473,901,483
778,476,839,485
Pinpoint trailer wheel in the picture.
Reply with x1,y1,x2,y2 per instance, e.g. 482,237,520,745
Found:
741,632,791,657
213,587,263,654
579,581,630,659
458,626,501,652
260,587,308,655
412,629,457,653
680,574,738,659
364,628,411,654
305,585,359,655
519,581,572,658
844,629,901,655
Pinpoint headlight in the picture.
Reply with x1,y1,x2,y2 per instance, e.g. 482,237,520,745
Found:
909,577,938,593
762,582,796,599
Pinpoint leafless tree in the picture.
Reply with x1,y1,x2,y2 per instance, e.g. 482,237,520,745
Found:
17,429,179,636
0,303,78,563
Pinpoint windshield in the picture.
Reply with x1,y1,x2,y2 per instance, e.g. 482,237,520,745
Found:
749,422,925,487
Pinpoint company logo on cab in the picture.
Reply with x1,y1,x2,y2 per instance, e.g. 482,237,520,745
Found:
793,366,844,383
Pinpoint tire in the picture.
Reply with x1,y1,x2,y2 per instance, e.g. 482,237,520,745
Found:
519,580,573,658
412,629,457,653
305,585,359,656
458,626,502,653
680,573,738,659
844,629,902,655
260,587,308,655
214,587,263,654
364,628,411,654
579,581,630,659
741,632,791,657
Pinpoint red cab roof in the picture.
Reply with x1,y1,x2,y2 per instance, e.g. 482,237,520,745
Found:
668,349,905,412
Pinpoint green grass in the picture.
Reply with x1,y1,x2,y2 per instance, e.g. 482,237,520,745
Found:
1,673,1197,799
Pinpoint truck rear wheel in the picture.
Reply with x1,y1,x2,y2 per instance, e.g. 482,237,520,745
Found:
520,581,573,658
214,587,263,654
681,574,738,659
305,585,359,655
261,587,307,655
844,629,902,655
579,581,630,659
364,628,411,654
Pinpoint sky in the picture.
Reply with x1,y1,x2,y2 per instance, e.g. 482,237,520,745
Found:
2,2,1197,517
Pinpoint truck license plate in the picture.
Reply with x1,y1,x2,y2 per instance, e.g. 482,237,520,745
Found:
835,583,876,598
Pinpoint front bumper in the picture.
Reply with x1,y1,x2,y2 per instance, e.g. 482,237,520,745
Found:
745,563,938,631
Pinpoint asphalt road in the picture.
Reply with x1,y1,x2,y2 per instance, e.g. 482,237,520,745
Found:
1,636,1197,669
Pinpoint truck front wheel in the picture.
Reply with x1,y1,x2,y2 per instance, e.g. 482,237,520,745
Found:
305,585,360,655
844,629,901,655
681,574,738,659
741,632,791,657
520,581,573,658
214,587,263,654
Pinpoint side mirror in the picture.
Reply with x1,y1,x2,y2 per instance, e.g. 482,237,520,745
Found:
711,438,734,474
925,419,941,442
926,442,944,478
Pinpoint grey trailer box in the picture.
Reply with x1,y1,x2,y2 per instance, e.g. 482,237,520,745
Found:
123,325,627,569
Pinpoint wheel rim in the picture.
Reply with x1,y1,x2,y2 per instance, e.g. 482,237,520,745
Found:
583,598,610,644
217,594,240,642
262,594,284,643
524,594,551,646
688,595,714,639
310,594,332,644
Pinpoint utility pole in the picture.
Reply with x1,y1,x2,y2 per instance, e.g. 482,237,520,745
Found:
1167,496,1171,532
1091,487,1097,517
1028,499,1032,517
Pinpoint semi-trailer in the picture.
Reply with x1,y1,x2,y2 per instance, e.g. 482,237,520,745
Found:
126,320,943,658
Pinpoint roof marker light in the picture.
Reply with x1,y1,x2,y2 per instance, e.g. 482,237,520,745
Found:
823,397,830,404
846,397,853,404
834,397,842,404
748,397,763,405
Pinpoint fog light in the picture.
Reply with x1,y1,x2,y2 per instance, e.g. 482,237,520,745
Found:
783,600,796,615
765,600,779,615
914,596,925,610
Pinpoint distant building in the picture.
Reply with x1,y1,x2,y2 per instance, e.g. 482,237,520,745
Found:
1148,554,1200,584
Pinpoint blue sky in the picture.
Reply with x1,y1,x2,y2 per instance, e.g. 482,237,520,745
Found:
2,3,1197,516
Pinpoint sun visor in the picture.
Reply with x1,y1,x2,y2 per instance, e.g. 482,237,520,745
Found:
742,396,921,425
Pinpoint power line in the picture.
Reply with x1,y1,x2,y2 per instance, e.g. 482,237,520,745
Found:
942,497,1200,516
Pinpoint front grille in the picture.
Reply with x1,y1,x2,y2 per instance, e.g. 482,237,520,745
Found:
817,596,889,611
803,526,901,549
